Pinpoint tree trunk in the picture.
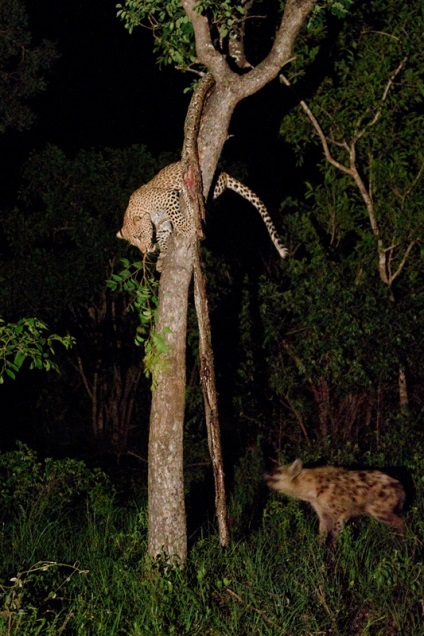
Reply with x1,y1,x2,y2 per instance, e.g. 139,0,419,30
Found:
145,0,317,564
147,233,193,564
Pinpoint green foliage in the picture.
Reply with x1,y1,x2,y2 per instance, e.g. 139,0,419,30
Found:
246,0,424,443
281,0,424,254
309,0,353,29
106,258,170,388
268,241,400,387
228,445,266,535
0,317,74,383
1,144,160,323
0,0,57,133
116,0,252,68
142,327,172,388
116,0,196,67
0,442,114,525
1,561,89,635
116,0,353,70
0,435,423,634
107,259,159,342
112,509,148,567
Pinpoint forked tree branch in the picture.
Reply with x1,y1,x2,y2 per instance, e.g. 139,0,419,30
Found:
280,61,417,289
388,239,417,284
182,0,318,98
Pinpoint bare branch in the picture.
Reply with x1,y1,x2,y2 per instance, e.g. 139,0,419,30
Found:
280,73,352,176
279,73,389,282
353,58,407,144
234,0,318,98
401,162,424,205
389,240,418,285
228,0,255,69
76,356,93,400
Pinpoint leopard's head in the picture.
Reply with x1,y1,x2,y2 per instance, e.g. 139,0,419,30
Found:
116,226,154,254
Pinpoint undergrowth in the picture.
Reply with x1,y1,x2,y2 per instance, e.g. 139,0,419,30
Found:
0,438,423,635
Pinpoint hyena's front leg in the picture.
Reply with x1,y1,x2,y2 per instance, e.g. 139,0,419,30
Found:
331,516,349,542
313,506,336,544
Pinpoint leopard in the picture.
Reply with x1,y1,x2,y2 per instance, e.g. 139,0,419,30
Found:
116,161,289,262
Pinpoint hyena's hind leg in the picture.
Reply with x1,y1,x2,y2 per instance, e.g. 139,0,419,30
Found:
367,485,405,535
367,506,405,535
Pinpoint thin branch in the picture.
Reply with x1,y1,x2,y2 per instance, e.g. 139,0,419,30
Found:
389,239,417,284
179,70,230,547
353,58,407,144
181,0,231,79
76,356,93,399
280,394,311,445
126,450,148,464
193,245,230,547
234,0,318,99
280,73,352,176
401,162,424,205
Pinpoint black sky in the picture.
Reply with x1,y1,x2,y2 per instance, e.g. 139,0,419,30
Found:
21,0,294,194
25,0,189,153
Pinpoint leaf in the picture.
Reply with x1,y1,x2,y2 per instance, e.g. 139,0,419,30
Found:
13,352,26,369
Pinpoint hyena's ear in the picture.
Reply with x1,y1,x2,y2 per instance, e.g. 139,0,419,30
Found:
116,230,124,239
289,459,303,478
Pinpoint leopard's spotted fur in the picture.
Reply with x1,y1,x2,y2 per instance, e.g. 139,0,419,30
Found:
117,162,288,260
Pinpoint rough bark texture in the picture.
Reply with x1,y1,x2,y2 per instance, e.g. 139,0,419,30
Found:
193,243,230,546
147,233,194,563
180,73,230,547
183,0,318,194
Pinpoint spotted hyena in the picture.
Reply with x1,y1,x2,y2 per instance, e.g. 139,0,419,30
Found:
266,459,405,543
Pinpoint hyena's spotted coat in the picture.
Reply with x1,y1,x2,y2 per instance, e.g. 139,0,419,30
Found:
266,459,405,543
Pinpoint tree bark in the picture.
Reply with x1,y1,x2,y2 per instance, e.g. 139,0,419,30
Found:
180,72,230,547
193,242,230,546
147,233,193,564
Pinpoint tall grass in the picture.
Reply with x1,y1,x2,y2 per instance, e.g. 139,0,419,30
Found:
0,439,423,635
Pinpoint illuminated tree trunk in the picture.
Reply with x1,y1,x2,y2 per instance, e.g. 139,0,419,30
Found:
147,233,193,563
147,0,317,563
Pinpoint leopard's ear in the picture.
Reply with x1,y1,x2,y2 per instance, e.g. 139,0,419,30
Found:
116,230,124,239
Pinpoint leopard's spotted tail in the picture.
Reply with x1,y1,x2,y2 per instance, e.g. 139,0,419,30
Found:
213,173,288,259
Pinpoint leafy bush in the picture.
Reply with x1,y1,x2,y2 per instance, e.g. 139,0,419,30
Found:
0,442,114,525
0,317,74,383
0,439,422,634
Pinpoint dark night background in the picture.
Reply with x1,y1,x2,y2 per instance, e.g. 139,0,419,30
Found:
0,4,423,631
3,0,294,192
0,0,298,454
1,0,422,467
1,1,186,193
